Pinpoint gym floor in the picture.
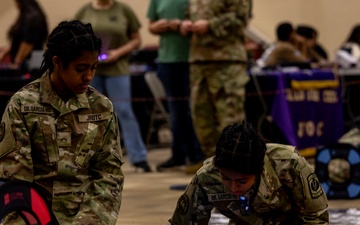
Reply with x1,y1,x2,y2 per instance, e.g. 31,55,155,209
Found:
116,147,360,225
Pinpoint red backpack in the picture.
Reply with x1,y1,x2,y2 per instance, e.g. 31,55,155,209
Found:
0,179,58,225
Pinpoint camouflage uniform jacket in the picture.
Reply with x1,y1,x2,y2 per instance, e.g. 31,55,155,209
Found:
0,72,124,225
188,0,252,62
170,143,329,225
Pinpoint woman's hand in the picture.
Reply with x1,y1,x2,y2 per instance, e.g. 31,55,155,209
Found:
168,19,181,32
103,31,141,63
149,19,170,34
192,20,209,35
180,20,193,36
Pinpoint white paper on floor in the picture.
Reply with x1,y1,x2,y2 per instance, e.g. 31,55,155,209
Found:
209,209,360,225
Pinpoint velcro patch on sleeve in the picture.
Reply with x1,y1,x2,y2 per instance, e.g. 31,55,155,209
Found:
78,112,111,122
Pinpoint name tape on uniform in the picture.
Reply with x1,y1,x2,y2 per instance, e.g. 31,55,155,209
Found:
78,112,111,122
21,105,53,114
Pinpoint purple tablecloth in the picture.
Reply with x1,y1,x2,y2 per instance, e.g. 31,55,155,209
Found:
253,69,344,150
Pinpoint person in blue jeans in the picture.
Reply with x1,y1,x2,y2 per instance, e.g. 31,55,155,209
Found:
147,0,204,173
91,75,150,172
75,0,151,172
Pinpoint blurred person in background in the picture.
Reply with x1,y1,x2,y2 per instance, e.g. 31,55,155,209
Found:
75,0,152,172
260,21,308,68
0,0,48,71
296,24,328,64
340,24,360,61
179,0,252,160
147,0,204,173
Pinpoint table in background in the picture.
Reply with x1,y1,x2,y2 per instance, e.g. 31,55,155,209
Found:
246,68,344,151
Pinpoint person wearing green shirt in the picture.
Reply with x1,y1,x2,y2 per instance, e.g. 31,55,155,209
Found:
147,0,204,173
75,0,151,172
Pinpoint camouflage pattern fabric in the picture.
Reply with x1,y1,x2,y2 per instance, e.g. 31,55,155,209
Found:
188,0,252,62
169,144,329,224
190,63,249,158
329,127,360,185
187,0,251,158
328,158,351,184
0,72,124,225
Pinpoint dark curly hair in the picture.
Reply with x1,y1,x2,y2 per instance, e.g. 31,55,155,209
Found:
39,20,102,74
276,22,294,42
214,121,266,174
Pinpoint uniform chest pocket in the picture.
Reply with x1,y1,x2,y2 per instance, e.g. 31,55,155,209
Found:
25,114,58,165
75,122,102,167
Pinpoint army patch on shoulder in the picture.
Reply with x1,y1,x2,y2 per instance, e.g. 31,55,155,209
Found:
0,122,5,142
177,194,189,215
307,173,323,199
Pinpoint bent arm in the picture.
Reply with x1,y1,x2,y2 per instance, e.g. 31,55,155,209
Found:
208,0,252,37
106,31,141,62
0,98,34,181
291,152,329,224
14,41,34,66
169,176,213,224
73,113,124,225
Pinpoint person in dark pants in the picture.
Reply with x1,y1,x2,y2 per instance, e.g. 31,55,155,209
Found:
147,0,204,173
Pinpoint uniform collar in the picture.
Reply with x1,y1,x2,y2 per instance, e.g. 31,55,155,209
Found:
39,71,91,113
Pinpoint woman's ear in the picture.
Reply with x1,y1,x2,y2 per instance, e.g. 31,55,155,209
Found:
52,56,61,70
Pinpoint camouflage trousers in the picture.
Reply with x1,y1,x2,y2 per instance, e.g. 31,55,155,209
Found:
190,62,249,158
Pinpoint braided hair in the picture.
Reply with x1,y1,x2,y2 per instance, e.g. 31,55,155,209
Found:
214,121,267,175
39,20,102,75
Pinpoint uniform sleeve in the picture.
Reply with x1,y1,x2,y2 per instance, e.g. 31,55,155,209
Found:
291,151,329,224
169,176,213,225
123,4,141,34
72,113,124,225
0,98,34,181
73,4,85,20
208,0,251,38
146,0,158,21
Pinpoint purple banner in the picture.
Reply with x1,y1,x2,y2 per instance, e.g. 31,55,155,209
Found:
270,69,344,149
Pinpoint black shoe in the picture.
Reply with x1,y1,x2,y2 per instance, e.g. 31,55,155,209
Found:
156,158,185,172
134,161,152,173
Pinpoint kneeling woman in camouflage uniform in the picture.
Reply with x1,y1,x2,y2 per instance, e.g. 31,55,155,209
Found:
0,20,124,224
170,121,329,224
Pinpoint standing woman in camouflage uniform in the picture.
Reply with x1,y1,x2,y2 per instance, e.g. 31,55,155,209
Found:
170,121,329,224
0,20,124,224
180,0,253,159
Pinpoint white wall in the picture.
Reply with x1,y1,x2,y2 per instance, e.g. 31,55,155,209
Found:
1,0,360,60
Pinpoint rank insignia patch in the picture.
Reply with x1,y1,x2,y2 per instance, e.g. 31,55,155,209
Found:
308,173,323,198
177,194,189,215
0,122,5,142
